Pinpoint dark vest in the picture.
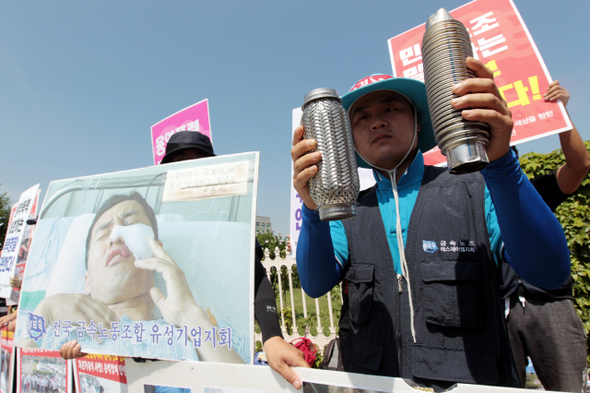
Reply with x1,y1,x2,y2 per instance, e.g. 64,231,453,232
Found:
341,166,519,387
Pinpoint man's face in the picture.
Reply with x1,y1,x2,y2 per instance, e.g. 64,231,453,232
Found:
85,200,155,304
349,90,420,171
167,148,210,163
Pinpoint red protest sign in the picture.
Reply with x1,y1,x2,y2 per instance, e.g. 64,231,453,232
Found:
387,0,572,166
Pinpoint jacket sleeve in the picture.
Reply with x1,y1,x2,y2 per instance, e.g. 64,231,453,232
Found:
295,205,344,298
481,149,570,290
254,254,283,343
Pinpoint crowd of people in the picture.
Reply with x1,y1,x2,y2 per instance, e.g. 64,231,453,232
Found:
21,368,65,393
0,58,588,392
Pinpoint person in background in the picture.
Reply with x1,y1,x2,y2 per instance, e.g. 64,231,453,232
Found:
0,275,22,331
292,58,571,389
61,131,310,389
501,81,590,391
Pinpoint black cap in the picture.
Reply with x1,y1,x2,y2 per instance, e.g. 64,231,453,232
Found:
160,131,216,164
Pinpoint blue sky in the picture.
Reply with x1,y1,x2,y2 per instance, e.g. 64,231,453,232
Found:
1,1,588,235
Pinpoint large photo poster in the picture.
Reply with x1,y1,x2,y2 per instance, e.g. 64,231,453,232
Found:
387,0,572,166
0,184,40,299
14,153,259,363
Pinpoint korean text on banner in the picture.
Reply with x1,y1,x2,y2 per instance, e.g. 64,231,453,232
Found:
74,354,127,393
151,99,212,165
387,0,572,166
0,184,40,298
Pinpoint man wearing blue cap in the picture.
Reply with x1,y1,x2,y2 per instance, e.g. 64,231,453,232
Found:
291,58,571,388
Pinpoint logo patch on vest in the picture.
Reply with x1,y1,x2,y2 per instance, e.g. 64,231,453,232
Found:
422,240,438,253
439,240,476,253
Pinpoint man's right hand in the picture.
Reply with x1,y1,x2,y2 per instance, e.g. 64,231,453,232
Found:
291,125,320,210
34,293,119,329
59,340,88,360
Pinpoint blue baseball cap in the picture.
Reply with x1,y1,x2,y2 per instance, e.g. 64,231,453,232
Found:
341,74,436,168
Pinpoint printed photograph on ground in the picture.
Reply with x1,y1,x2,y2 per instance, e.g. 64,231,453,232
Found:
14,153,258,363
18,349,67,393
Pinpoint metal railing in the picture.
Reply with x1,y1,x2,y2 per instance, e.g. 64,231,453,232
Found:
254,247,342,355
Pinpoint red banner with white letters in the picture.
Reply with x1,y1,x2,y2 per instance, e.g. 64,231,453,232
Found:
74,354,127,393
387,0,572,166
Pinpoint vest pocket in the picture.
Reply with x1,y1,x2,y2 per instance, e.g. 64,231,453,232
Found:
344,263,374,325
346,333,383,373
421,260,482,328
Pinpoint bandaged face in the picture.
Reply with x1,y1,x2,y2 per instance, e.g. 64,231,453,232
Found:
85,200,157,304
109,224,154,261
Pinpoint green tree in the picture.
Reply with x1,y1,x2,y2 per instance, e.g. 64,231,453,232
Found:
256,230,288,260
519,141,590,365
0,187,11,249
256,230,301,303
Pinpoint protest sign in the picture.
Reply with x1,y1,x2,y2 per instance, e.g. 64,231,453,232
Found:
126,359,556,392
14,153,258,363
0,184,40,299
151,99,212,165
387,0,572,166
8,189,40,305
0,328,14,393
74,354,126,393
17,348,69,393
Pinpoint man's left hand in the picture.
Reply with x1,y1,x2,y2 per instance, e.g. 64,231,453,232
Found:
544,80,569,107
9,276,22,289
451,57,513,162
135,238,209,328
136,238,244,363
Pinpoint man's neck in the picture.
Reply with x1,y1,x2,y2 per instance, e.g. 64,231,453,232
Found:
108,294,154,320
375,150,418,184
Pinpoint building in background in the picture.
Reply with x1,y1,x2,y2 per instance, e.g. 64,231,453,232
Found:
256,216,272,233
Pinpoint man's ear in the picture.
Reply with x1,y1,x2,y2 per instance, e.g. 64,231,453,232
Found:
84,271,91,296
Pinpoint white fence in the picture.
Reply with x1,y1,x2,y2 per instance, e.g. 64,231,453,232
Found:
254,247,342,355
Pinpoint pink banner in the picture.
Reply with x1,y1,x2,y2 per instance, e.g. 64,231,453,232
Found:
387,0,572,166
151,99,212,165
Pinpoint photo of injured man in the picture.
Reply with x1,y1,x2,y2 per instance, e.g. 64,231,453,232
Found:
14,153,258,363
